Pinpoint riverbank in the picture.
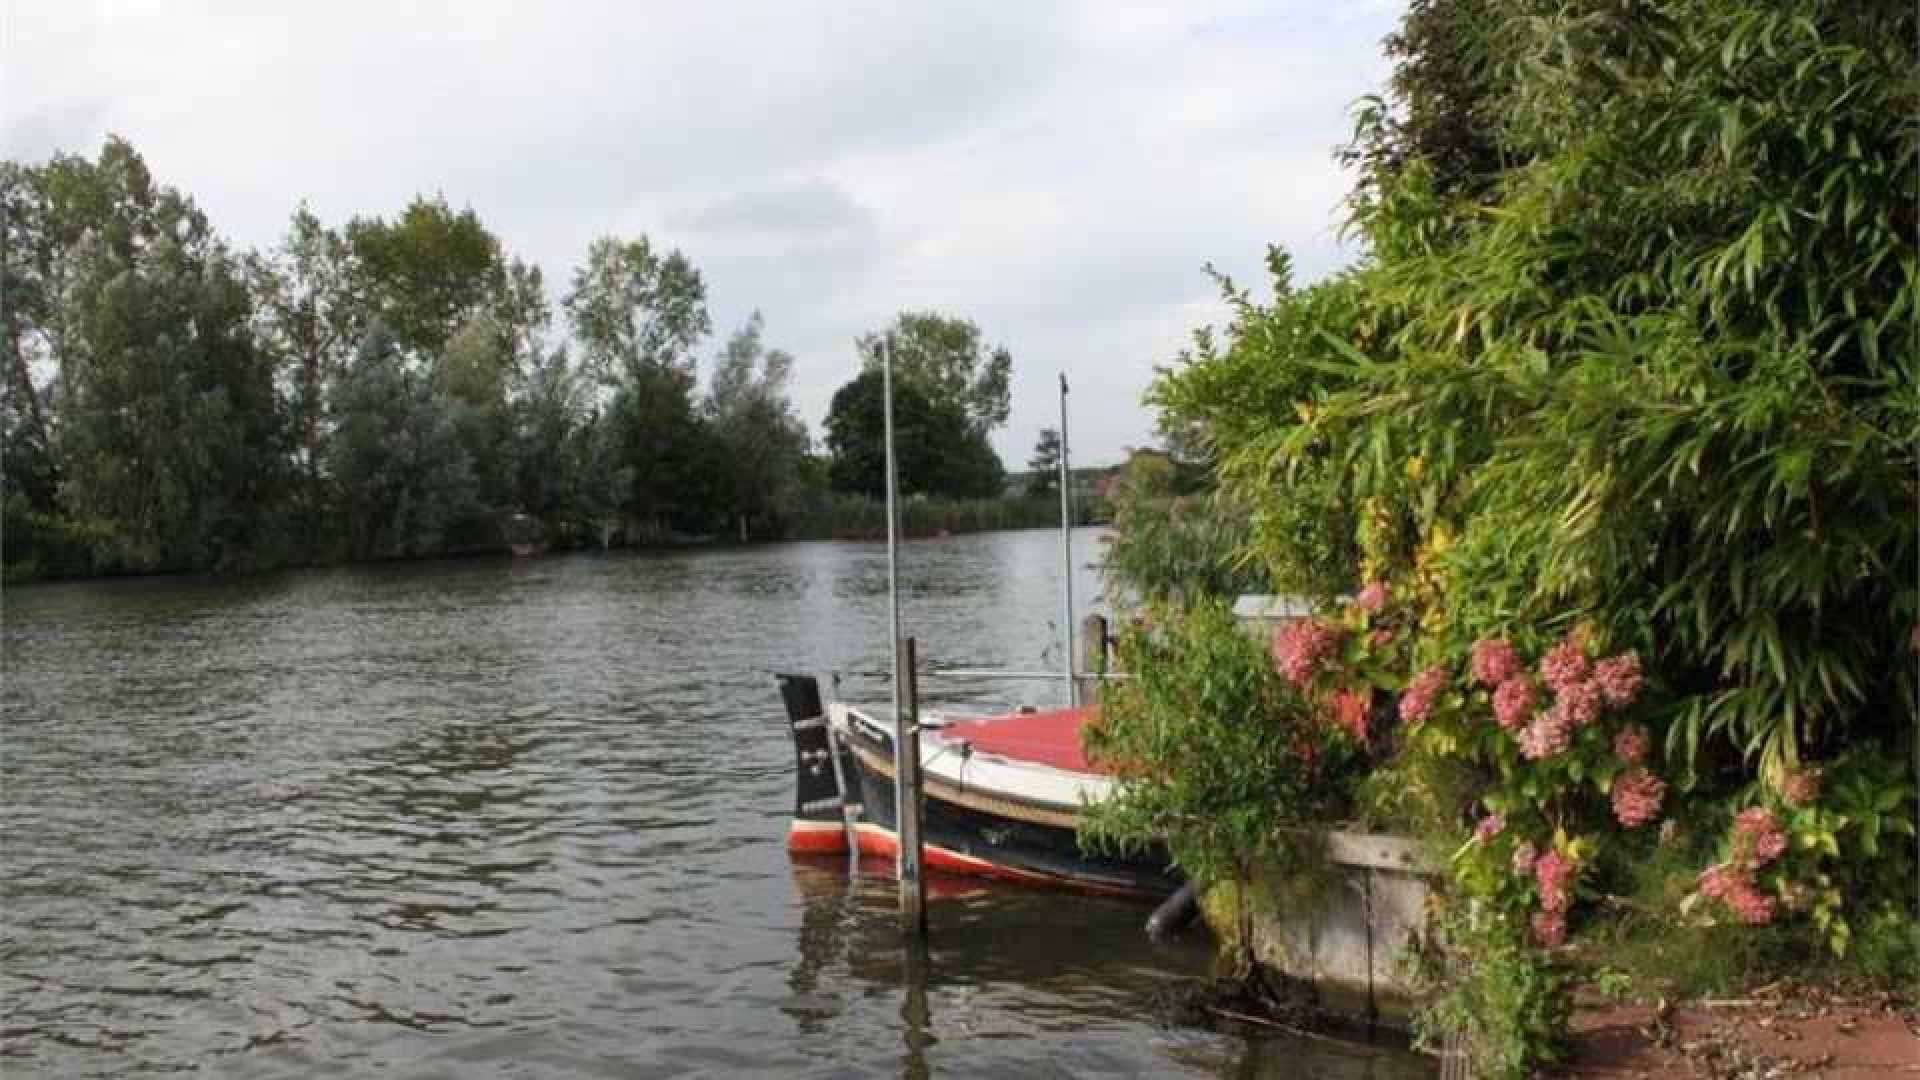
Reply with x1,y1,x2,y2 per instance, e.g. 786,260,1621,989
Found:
1561,983,1919,1077
2,503,1107,586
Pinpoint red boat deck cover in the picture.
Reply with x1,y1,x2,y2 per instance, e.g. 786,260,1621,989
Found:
939,706,1104,775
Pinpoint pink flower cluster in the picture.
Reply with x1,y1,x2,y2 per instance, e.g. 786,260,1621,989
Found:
1535,850,1575,912
1778,768,1821,808
1271,618,1340,689
1610,767,1666,827
1700,864,1778,927
1699,807,1792,927
1330,687,1373,741
1399,667,1447,726
1355,580,1390,615
1519,710,1572,760
1593,651,1643,707
1470,638,1523,687
1733,807,1789,864
1492,677,1536,731
1539,634,1591,693
1551,678,1603,728
1532,849,1577,946
1475,813,1506,843
1613,725,1650,764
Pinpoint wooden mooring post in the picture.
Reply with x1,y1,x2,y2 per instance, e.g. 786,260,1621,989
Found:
896,635,926,934
1079,613,1110,693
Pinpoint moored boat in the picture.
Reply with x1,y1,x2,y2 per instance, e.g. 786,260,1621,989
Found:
778,673,1178,898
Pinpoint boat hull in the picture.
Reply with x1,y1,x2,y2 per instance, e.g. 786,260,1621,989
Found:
777,674,1177,899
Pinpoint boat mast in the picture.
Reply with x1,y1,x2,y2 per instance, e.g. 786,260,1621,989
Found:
1058,373,1076,706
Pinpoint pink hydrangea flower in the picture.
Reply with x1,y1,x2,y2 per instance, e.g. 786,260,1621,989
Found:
1519,711,1572,760
1470,638,1523,687
1779,768,1822,808
1535,850,1576,913
1474,813,1506,843
1271,618,1341,689
1511,841,1539,877
1398,667,1447,726
1613,725,1651,764
1552,678,1604,728
1610,767,1666,828
1539,632,1592,693
1726,882,1777,926
1699,863,1739,900
1734,807,1788,865
1593,651,1643,707
1355,581,1390,614
1330,687,1372,741
1492,677,1537,731
1532,910,1568,948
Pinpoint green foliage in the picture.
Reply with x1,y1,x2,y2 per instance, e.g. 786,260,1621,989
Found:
1135,1,1915,1070
57,207,288,572
1024,427,1061,499
1100,447,1267,606
343,196,516,360
785,490,1064,541
565,235,710,385
705,314,811,538
1406,903,1571,1077
858,312,1013,436
823,369,1004,499
326,325,478,558
1082,601,1362,887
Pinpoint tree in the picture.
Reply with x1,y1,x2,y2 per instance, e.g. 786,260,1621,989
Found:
1025,427,1061,498
342,196,511,360
565,235,710,384
857,312,1012,436
327,324,477,558
705,313,810,538
514,345,585,529
45,140,289,572
824,369,1002,499
248,205,361,528
563,235,713,534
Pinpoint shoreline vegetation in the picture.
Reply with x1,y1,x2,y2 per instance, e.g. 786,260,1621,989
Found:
3,139,1104,586
4,496,1108,586
1089,1,1915,1076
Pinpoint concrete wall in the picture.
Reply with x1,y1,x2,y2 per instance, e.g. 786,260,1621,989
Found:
1202,830,1437,1030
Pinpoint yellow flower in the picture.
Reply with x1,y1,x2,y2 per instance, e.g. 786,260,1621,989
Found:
1404,455,1427,480
1293,402,1316,424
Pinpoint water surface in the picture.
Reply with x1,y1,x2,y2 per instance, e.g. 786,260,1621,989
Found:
2,530,1429,1077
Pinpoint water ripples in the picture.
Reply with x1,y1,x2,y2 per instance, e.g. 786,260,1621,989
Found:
3,534,1429,1078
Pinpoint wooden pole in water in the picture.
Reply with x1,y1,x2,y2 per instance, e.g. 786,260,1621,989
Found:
1080,613,1109,685
897,635,926,933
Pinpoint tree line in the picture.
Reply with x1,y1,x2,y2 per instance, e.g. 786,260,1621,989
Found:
2,137,1046,581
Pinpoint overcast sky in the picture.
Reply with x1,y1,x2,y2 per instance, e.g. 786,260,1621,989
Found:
3,1,1401,466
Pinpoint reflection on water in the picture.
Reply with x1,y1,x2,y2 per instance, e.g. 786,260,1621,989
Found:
2,531,1431,1077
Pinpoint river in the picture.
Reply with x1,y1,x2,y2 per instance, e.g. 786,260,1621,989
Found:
2,529,1429,1078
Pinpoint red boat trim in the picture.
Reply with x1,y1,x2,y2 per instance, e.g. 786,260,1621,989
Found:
787,819,849,854
788,819,1156,899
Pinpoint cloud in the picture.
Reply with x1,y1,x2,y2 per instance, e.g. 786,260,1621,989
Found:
2,0,1402,464
670,178,876,238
